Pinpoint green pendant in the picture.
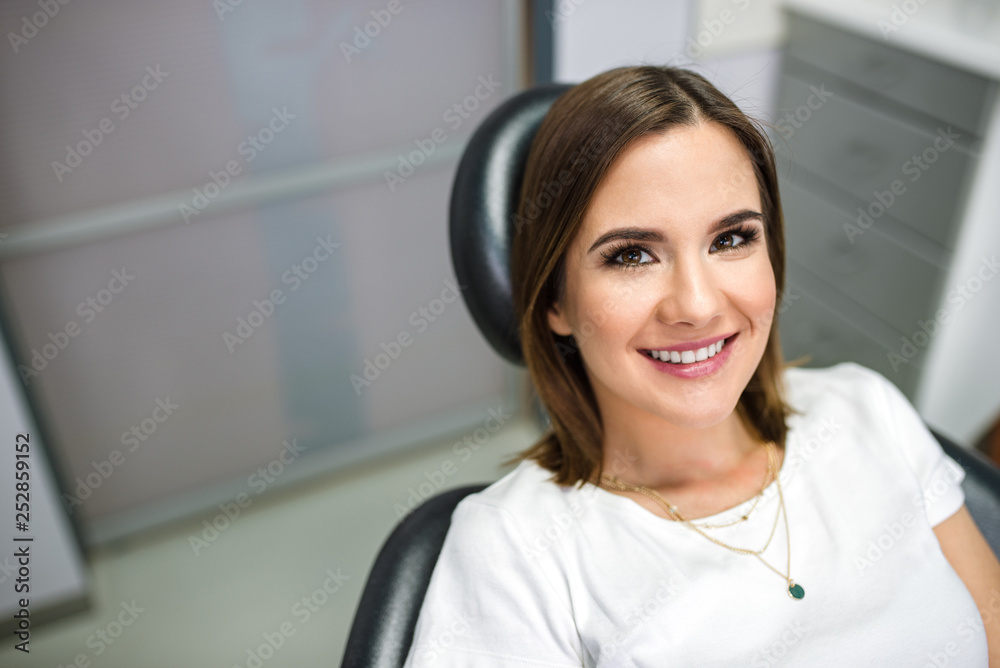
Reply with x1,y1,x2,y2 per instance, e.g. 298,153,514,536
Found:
788,583,805,599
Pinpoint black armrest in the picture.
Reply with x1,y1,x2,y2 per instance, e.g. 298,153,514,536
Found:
340,484,488,668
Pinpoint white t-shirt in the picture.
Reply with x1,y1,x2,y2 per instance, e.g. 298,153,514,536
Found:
402,362,988,667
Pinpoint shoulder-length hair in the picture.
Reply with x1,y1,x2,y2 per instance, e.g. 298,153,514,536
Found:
507,65,796,488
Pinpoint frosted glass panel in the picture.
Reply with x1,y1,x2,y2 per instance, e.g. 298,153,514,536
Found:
0,0,516,535
0,0,507,224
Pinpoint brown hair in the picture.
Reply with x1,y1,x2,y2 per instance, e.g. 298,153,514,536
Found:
506,65,796,488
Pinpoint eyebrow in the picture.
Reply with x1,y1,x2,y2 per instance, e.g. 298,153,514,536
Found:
586,209,763,254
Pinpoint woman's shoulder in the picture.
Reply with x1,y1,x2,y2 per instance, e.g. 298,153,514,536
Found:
780,361,911,466
457,457,582,511
781,361,955,482
783,360,897,416
784,359,885,393
448,458,592,541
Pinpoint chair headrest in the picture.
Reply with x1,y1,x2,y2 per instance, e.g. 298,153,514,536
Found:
449,83,573,366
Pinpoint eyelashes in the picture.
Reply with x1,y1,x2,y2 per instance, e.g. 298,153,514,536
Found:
600,224,762,271
713,224,761,253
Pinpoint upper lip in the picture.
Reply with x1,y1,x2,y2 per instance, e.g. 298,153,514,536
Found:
642,332,736,354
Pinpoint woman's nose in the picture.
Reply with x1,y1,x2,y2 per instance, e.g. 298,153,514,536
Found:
654,255,725,328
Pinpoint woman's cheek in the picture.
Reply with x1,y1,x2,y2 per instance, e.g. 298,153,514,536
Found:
740,264,777,322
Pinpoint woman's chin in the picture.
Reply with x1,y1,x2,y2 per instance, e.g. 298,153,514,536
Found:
648,401,740,431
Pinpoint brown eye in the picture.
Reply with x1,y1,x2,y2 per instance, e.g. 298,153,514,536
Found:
621,249,644,264
601,244,654,270
711,226,758,254
716,232,739,249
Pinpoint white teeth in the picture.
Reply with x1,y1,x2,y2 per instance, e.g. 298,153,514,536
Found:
649,338,727,365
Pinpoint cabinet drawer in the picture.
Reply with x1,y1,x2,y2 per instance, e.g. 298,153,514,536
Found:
774,74,973,247
781,181,944,335
779,278,920,399
786,12,995,136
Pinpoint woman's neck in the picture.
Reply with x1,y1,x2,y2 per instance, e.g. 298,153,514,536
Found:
603,404,766,491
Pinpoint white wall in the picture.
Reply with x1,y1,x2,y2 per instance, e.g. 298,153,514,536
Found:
552,0,788,121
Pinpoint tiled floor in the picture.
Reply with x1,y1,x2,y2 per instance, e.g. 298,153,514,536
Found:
3,416,543,667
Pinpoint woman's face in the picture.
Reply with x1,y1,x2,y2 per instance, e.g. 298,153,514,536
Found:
547,121,776,431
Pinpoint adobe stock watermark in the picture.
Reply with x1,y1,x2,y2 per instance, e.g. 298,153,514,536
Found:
666,0,752,64
231,566,349,668
61,397,180,515
17,267,135,386
0,555,16,587
179,106,296,224
512,118,627,234
7,0,71,54
545,0,588,26
213,0,246,21
412,612,471,667
383,75,501,191
51,65,169,182
747,415,843,510
554,285,798,367
774,84,834,141
854,457,964,574
779,416,843,475
887,254,999,372
513,448,637,563
54,600,145,668
188,438,306,555
751,288,802,334
552,295,623,363
914,587,1000,668
350,278,460,394
843,127,961,243
750,619,812,667
877,0,930,38
340,0,411,63
926,612,987,668
222,235,339,353
392,406,512,519
519,483,603,562
853,510,920,575
601,578,683,660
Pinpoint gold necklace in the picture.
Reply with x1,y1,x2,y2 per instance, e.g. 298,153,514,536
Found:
600,443,779,553
692,442,774,529
600,441,805,600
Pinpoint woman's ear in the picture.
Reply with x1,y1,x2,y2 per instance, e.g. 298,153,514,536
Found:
547,301,574,337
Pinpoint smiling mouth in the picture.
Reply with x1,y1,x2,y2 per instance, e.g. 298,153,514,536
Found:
641,335,735,365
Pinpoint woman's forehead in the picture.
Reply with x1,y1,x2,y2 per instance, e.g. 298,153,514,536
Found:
578,123,761,237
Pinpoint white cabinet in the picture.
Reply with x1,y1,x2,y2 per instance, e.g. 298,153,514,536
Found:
775,0,1000,444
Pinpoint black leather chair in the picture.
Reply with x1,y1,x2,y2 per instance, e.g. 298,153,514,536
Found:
339,84,569,668
339,84,1000,668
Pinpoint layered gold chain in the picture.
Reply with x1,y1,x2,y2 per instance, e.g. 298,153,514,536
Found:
599,441,804,599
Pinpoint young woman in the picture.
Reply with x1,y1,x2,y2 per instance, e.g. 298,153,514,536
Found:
403,66,1000,666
